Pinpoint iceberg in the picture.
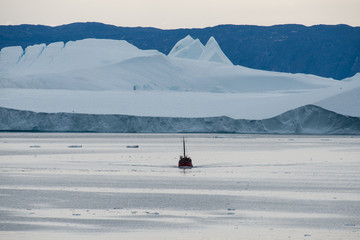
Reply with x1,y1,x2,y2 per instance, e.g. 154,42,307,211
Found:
1,105,359,134
0,38,338,92
0,37,359,134
168,35,204,60
0,46,24,70
199,37,233,65
169,35,232,65
0,39,159,75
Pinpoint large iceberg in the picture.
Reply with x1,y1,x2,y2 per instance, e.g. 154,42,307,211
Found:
1,105,359,134
0,37,359,134
0,38,339,92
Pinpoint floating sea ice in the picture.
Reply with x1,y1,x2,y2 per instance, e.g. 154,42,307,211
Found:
68,145,82,148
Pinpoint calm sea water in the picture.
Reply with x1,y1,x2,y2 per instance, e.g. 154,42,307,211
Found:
0,133,359,240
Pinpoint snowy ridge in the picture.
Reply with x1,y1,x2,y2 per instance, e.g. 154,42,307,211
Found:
1,105,359,134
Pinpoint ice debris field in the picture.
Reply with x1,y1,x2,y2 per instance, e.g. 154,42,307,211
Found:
0,133,359,240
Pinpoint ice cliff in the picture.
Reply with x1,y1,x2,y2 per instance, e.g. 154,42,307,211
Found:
1,105,359,134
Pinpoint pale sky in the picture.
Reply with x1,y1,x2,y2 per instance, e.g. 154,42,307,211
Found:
0,0,359,28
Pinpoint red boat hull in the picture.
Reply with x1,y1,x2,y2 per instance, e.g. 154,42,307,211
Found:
178,157,193,168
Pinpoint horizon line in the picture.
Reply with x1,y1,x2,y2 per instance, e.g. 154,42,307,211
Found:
1,21,359,29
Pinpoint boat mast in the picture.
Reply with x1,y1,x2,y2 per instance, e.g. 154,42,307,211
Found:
183,137,186,157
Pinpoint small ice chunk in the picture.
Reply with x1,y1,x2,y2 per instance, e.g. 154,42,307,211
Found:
145,211,159,215
29,145,40,148
68,145,82,148
126,145,139,148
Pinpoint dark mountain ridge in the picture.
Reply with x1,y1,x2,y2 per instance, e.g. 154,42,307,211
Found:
1,22,359,80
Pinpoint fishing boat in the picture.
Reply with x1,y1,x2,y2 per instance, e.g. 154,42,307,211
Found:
178,137,193,168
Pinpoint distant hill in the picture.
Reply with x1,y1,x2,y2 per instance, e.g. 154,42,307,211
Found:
0,22,359,80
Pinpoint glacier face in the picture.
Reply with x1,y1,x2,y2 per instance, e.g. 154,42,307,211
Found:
1,105,359,135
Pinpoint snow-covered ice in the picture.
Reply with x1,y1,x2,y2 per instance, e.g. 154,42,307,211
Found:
168,35,232,65
0,38,359,120
0,133,359,239
0,37,359,135
199,36,233,65
1,104,359,134
1,38,334,93
0,75,359,119
168,35,205,60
